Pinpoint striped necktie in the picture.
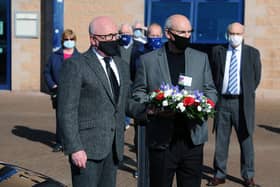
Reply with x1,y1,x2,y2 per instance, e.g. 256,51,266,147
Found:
227,49,238,94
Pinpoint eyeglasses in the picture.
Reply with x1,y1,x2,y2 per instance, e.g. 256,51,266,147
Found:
168,28,193,36
92,33,119,41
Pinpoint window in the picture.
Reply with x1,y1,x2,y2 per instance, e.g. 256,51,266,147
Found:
145,0,244,44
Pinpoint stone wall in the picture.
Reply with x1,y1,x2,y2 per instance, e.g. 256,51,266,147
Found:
64,0,144,52
11,0,41,91
245,0,280,99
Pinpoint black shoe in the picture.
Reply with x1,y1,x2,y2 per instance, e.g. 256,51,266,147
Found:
52,144,63,152
133,170,138,178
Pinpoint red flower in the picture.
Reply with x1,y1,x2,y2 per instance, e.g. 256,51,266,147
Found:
155,89,160,93
207,98,215,107
155,92,164,101
194,101,200,106
182,96,195,106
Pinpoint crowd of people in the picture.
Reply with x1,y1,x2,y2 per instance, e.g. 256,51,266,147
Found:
44,14,261,187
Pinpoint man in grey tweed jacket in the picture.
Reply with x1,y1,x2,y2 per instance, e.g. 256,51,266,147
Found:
57,16,145,187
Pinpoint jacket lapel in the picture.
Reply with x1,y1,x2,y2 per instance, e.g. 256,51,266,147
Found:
185,48,191,76
157,47,172,85
221,46,227,76
83,49,115,104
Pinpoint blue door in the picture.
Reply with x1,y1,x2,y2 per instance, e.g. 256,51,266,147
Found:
0,0,11,90
145,0,244,44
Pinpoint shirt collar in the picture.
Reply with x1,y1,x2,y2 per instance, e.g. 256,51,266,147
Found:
228,44,242,52
91,47,106,62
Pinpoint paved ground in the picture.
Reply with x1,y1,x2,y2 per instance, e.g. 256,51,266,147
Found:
0,91,279,187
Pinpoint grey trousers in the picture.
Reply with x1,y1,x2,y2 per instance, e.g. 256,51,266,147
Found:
213,96,255,180
70,150,118,187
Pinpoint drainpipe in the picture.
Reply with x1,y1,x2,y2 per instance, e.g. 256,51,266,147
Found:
52,0,64,51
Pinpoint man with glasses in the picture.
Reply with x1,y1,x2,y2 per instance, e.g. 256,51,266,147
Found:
132,14,217,187
58,16,145,187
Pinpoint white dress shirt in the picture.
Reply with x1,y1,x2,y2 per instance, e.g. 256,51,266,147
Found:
222,45,242,95
92,48,120,85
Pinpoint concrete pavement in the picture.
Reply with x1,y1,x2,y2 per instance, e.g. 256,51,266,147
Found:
0,91,279,187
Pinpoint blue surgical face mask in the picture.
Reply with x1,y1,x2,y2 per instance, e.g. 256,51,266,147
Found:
134,29,143,38
147,37,163,50
120,35,132,46
63,40,75,49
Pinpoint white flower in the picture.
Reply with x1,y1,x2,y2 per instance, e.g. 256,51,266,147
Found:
164,89,173,97
176,102,186,112
197,105,202,112
162,100,168,107
195,99,200,103
181,89,189,96
150,92,157,99
179,105,186,112
173,93,183,101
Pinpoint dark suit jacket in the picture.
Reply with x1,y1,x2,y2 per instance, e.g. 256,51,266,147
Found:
119,40,145,81
132,45,217,149
58,48,145,161
211,44,262,134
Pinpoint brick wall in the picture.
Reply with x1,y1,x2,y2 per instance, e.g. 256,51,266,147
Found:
245,0,280,99
11,0,41,91
64,0,144,52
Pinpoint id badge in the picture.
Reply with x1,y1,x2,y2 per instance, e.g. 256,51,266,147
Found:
178,74,192,87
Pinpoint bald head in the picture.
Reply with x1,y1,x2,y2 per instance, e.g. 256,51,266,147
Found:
147,23,162,38
133,20,144,30
164,14,192,52
165,14,191,32
89,16,118,36
119,23,133,35
227,22,244,35
89,16,120,57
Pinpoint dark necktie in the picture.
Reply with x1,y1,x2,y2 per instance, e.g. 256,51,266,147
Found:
227,49,238,94
103,57,119,103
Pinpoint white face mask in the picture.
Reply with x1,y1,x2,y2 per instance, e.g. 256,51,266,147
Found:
228,35,243,47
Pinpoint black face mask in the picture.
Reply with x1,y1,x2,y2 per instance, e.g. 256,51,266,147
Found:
98,40,120,57
169,32,190,51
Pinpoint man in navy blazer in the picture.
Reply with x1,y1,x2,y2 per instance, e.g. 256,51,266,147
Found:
58,16,145,187
208,22,261,187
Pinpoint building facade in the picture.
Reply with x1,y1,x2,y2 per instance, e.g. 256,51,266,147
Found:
0,0,279,98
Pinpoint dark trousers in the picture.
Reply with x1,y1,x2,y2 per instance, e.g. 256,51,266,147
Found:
55,109,62,145
149,139,204,187
213,96,255,180
70,150,118,187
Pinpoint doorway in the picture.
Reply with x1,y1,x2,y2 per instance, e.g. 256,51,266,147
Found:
0,0,11,90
